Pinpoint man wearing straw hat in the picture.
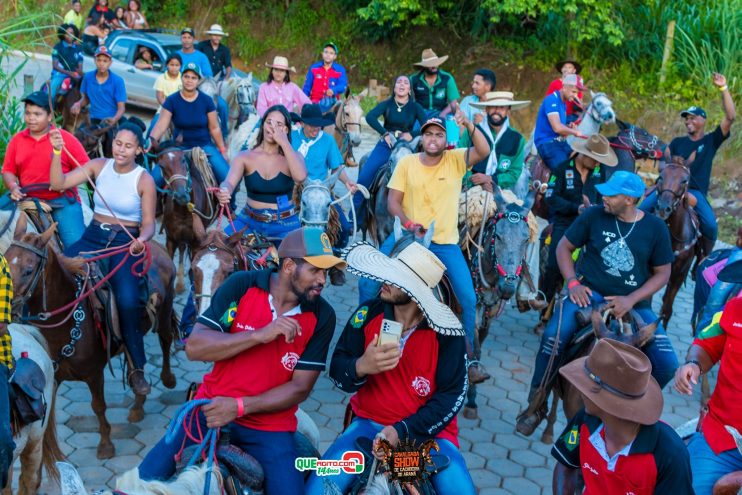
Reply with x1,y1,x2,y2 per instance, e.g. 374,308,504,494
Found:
197,24,232,80
464,90,531,191
305,241,475,495
410,48,459,119
551,338,692,494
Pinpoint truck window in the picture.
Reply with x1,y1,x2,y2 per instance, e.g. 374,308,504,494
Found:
110,38,134,62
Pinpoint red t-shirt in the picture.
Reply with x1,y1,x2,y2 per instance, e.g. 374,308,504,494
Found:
546,78,583,116
2,128,88,201
195,270,335,432
694,296,742,454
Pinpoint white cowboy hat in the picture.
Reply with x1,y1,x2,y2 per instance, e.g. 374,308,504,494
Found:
204,24,228,37
343,242,464,336
470,91,531,111
265,55,296,73
413,48,449,68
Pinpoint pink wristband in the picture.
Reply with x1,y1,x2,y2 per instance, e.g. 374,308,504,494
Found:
235,397,244,417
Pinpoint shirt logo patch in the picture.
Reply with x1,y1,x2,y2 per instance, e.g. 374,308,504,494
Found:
499,159,511,170
565,170,574,179
582,462,599,475
281,352,300,371
352,306,368,329
698,144,705,153
220,302,238,326
561,425,579,451
411,376,431,397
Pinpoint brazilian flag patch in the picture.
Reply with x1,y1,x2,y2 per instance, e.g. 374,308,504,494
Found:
561,426,579,451
220,302,238,327
352,306,368,329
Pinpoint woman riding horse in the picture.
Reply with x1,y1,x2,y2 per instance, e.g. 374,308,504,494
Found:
217,105,307,242
49,123,156,396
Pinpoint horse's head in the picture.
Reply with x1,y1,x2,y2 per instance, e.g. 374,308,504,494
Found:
615,120,667,161
587,91,616,125
390,216,435,254
74,122,110,158
156,143,192,206
336,93,363,146
654,156,691,220
5,224,57,313
481,187,536,299
234,74,257,121
388,137,420,176
590,304,659,349
300,174,338,228
190,228,245,316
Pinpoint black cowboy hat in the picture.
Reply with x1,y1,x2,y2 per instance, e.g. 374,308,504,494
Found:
555,59,582,74
293,104,334,128
718,259,742,283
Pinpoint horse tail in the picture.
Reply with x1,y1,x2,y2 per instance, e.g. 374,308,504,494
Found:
42,387,64,484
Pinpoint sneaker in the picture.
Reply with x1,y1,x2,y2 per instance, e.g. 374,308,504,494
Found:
128,369,151,396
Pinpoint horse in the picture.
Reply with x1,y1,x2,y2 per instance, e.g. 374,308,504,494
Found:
219,74,258,134
608,119,667,177
325,90,364,168
5,224,178,459
651,157,703,327
528,91,617,220
74,122,114,159
3,324,63,495
296,169,344,246
156,143,220,293
462,186,537,419
522,304,659,444
58,77,86,133
361,137,420,246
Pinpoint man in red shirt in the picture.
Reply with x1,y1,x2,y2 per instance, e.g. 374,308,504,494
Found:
302,42,348,112
675,295,742,495
545,59,584,124
2,91,89,247
137,228,345,494
552,338,692,494
305,241,475,494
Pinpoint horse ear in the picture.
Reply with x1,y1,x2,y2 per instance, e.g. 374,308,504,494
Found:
40,222,57,247
422,222,434,247
591,305,611,339
493,186,507,212
227,226,247,248
393,216,403,241
324,167,343,190
410,136,421,151
521,187,537,213
13,213,28,240
192,214,206,244
590,90,596,99
633,318,659,348
344,87,351,99
246,73,253,83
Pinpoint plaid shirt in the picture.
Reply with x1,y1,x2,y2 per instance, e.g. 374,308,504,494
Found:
0,255,13,370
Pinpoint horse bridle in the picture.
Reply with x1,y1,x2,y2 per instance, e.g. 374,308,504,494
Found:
8,241,49,318
487,211,528,283
618,125,662,160
156,147,193,198
655,162,690,212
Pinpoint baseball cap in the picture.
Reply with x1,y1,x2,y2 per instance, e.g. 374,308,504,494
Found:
181,27,195,36
595,171,646,198
680,106,707,119
324,42,339,54
562,74,585,91
420,117,446,133
94,45,112,58
277,228,346,270
182,62,203,79
21,91,51,112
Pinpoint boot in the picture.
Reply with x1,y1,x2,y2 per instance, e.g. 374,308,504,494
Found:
701,236,715,258
128,369,151,396
516,387,548,437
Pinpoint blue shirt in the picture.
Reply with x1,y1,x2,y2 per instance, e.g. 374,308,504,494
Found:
534,91,566,146
177,50,213,78
291,129,343,180
80,70,127,120
162,90,216,148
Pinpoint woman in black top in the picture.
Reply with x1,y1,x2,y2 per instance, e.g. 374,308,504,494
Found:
354,75,426,217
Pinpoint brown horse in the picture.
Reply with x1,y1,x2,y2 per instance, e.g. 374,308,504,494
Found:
651,157,703,326
5,224,178,459
325,90,364,167
521,305,658,443
156,144,220,293
58,77,86,133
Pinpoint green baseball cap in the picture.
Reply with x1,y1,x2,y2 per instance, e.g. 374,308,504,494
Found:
277,228,346,269
324,42,338,55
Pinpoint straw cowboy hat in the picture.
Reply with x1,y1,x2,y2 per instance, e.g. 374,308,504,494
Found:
265,56,296,73
413,48,449,68
570,134,619,167
205,24,228,37
559,338,663,425
343,242,464,336
470,91,531,111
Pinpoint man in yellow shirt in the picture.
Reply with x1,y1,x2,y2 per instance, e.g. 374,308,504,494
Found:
63,0,84,32
357,115,491,383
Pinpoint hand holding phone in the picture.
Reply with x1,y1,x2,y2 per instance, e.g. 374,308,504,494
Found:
378,319,402,346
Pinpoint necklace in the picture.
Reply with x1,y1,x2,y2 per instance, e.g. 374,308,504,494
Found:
393,98,407,112
399,317,423,352
614,211,640,248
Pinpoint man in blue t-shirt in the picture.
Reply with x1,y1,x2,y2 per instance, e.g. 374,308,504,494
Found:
534,74,588,170
291,104,356,250
641,73,736,254
50,23,83,101
71,46,126,125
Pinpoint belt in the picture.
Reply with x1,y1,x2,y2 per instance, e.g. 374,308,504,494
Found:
93,220,139,235
245,207,296,223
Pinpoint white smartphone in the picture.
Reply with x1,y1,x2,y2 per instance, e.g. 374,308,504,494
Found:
378,319,403,346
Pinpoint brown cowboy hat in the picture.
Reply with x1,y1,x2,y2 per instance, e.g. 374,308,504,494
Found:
570,134,618,167
555,59,582,74
559,338,663,425
413,48,448,68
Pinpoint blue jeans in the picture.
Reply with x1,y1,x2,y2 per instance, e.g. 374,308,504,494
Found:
687,432,742,495
217,96,229,138
641,189,718,241
536,139,572,171
64,223,146,369
47,197,85,249
304,417,476,495
225,203,300,240
0,365,15,489
530,291,678,389
353,140,392,229
358,239,477,352
49,72,68,102
138,410,302,495
318,96,336,113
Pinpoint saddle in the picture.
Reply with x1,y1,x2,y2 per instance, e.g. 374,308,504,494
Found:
9,354,47,428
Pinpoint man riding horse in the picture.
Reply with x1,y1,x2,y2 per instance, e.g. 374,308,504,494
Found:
640,72,736,256
136,228,345,495
306,241,475,494
302,41,349,113
517,171,679,436
49,23,84,102
0,255,14,490
71,46,127,129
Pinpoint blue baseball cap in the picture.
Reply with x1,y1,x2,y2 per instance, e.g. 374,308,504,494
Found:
595,171,646,198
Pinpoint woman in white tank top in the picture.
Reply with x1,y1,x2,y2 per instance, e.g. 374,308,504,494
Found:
49,123,157,396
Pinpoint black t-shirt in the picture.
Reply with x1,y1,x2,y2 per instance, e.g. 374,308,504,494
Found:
669,125,728,195
544,158,605,228
365,98,427,137
565,207,673,308
196,41,232,78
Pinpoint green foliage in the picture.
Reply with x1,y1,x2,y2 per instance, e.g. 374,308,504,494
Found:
359,95,378,115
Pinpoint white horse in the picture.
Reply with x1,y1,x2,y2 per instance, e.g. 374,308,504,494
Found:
219,74,258,134
4,324,61,495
